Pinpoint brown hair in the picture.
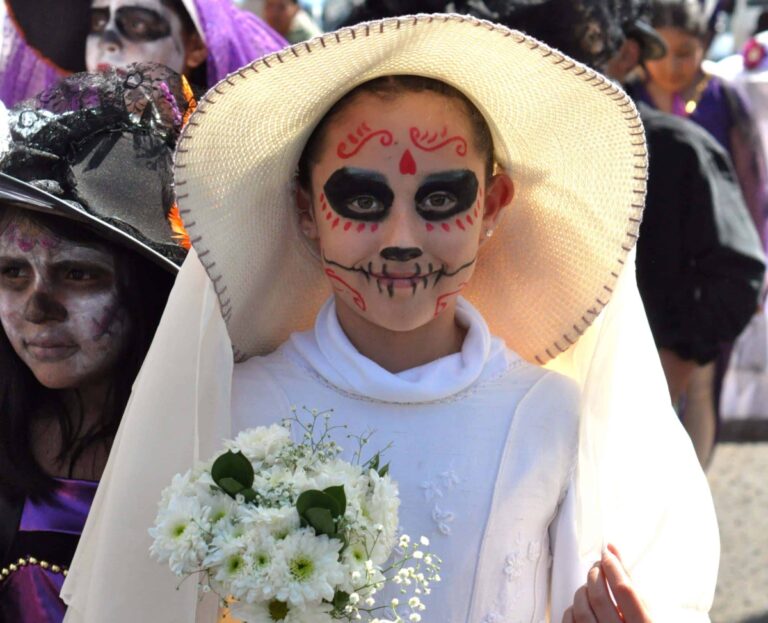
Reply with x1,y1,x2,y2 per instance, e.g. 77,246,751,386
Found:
296,75,496,190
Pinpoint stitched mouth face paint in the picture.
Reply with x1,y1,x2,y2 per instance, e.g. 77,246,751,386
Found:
323,253,476,298
415,170,478,221
86,0,186,74
308,90,493,332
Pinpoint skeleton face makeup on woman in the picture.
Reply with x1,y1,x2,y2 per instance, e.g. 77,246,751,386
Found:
302,90,512,333
87,0,189,74
0,214,131,391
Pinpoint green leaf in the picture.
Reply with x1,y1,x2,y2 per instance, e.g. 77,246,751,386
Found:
323,485,347,517
296,489,341,518
368,453,380,471
333,590,350,611
211,451,254,490
240,487,258,504
378,463,390,478
305,507,336,537
217,477,245,498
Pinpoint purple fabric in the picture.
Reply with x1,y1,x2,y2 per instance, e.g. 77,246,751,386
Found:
0,565,67,622
634,78,735,155
0,0,287,106
0,479,97,623
192,0,287,85
0,16,67,107
19,478,98,535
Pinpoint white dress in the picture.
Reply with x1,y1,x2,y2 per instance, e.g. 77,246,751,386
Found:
231,297,584,623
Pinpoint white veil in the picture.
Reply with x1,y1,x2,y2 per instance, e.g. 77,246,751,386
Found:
61,246,719,622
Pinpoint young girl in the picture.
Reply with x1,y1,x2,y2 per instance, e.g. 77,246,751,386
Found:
63,14,718,623
0,64,190,622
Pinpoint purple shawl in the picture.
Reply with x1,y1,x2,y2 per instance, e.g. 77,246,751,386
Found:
0,0,287,106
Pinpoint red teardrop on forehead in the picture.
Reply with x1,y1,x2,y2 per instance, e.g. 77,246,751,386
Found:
399,149,417,175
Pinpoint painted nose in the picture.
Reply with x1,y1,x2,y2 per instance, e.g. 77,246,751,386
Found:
380,247,423,262
102,29,122,53
23,291,67,324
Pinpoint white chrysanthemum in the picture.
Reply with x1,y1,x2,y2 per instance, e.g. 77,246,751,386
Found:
240,505,301,540
149,496,209,575
230,600,334,623
340,540,384,594
270,529,345,608
304,459,366,495
283,603,335,623
365,471,400,564
230,424,291,465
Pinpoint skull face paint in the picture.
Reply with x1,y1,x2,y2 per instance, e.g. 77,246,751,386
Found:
306,90,491,333
86,0,186,74
0,217,131,391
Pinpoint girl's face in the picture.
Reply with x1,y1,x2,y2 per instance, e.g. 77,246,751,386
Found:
86,0,187,74
0,215,131,390
644,27,704,94
303,91,511,333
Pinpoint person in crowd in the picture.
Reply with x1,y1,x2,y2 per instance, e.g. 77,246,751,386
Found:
0,0,286,106
62,13,718,623
0,63,191,622
263,0,321,44
632,0,766,233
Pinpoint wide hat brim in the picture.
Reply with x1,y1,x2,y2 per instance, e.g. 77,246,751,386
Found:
0,173,179,273
175,13,646,363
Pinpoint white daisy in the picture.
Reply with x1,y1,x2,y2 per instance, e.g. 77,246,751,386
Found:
270,529,345,608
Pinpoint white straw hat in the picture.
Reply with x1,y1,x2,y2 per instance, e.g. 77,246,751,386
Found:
174,13,646,363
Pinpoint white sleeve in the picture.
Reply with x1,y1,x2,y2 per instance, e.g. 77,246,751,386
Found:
549,479,593,622
547,258,719,623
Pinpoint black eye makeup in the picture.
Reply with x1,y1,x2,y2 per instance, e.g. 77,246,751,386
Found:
415,170,479,221
117,6,172,41
89,6,174,42
90,7,110,34
323,168,395,222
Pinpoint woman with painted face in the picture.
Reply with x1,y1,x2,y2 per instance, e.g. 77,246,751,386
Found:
0,64,190,622
629,0,767,235
0,0,286,105
62,17,718,623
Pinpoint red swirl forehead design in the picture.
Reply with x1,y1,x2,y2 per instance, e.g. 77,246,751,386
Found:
410,126,468,156
337,122,394,159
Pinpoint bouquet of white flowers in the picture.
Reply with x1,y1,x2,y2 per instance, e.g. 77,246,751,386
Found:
150,409,441,623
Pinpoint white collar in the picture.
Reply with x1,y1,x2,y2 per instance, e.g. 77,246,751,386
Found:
287,296,511,403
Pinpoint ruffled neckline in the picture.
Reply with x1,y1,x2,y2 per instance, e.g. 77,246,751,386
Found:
288,297,512,403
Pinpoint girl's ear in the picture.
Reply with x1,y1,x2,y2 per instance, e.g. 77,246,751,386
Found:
296,185,320,240
481,172,514,238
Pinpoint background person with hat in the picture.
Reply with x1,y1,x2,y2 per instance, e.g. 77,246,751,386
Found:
0,0,286,106
0,63,191,622
62,14,717,623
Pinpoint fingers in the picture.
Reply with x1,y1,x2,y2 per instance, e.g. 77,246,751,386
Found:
602,545,653,623
571,584,599,623
586,563,623,623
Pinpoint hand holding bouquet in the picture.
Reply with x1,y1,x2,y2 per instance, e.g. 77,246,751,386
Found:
150,409,440,623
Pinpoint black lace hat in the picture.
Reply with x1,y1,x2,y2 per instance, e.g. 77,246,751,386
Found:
0,63,196,272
